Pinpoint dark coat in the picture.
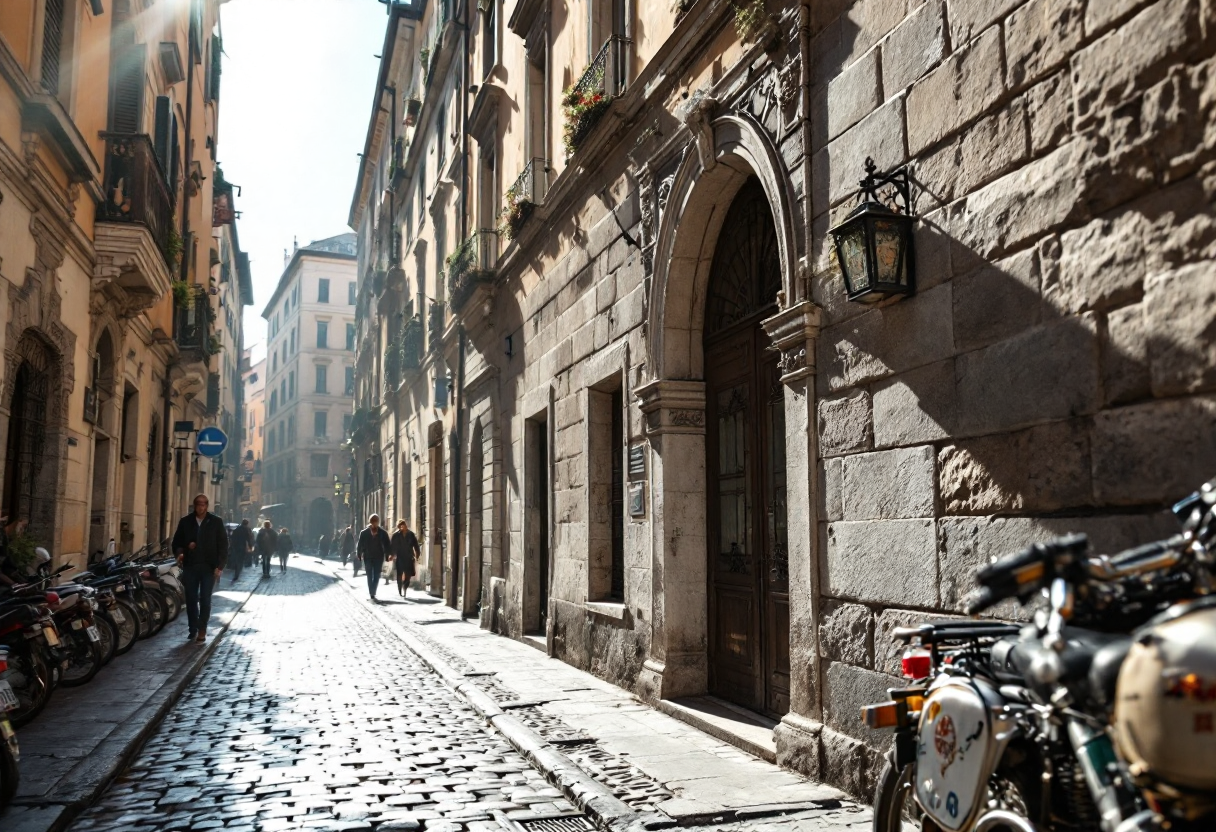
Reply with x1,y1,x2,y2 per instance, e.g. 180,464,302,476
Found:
391,530,420,576
171,512,229,571
340,529,354,554
357,526,391,563
230,524,254,553
256,526,279,556
278,533,293,555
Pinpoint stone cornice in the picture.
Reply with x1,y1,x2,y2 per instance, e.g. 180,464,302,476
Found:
93,221,174,318
635,379,706,436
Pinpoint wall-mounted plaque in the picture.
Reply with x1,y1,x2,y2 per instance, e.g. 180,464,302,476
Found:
628,444,646,478
628,482,646,518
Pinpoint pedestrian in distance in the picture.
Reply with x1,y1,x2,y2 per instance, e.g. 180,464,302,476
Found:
340,526,354,567
391,520,421,598
170,494,228,643
0,515,29,588
277,527,293,573
255,521,278,579
229,519,254,583
356,514,391,602
318,533,329,559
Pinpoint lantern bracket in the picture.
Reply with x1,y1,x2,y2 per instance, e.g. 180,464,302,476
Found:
858,157,912,217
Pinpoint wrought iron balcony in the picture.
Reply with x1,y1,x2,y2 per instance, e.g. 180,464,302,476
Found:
563,36,630,154
175,285,214,362
447,229,499,312
99,133,175,266
500,158,549,241
402,316,424,371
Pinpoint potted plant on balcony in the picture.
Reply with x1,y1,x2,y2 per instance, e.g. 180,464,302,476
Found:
208,333,224,354
420,47,431,81
163,226,184,270
561,82,612,155
497,182,534,242
171,279,191,308
733,0,768,42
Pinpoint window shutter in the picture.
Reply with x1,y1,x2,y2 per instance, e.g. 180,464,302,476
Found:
110,43,146,133
169,111,179,193
41,0,65,94
153,95,171,175
206,374,220,413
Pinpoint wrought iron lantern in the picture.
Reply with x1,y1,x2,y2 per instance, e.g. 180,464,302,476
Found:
829,157,916,303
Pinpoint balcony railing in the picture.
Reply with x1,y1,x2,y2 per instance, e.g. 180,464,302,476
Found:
175,285,213,360
500,158,549,241
402,316,424,371
563,37,630,155
98,133,175,268
447,229,499,311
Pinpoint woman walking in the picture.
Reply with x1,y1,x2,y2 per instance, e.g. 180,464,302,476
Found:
277,527,293,574
391,520,421,598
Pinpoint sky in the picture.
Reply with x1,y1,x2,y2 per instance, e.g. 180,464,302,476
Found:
218,0,388,361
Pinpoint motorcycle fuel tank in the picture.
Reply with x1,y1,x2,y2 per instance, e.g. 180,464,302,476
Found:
1116,602,1216,792
915,679,996,831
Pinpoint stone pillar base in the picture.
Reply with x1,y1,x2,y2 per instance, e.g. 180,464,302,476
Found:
775,711,823,782
635,652,707,704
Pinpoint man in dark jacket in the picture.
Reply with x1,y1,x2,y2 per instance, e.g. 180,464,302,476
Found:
255,521,278,579
229,519,254,583
340,526,355,567
171,494,228,643
357,514,391,602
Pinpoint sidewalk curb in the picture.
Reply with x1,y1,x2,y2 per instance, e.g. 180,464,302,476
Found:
331,566,652,832
4,577,262,832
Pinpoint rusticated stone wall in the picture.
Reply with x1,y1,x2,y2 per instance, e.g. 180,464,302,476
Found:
804,0,1216,797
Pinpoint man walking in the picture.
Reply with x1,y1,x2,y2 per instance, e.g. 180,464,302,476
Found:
277,527,293,574
256,521,278,580
340,526,354,567
171,494,227,643
229,519,254,582
356,514,391,602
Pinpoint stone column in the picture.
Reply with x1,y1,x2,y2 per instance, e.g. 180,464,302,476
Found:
761,300,825,779
634,379,708,703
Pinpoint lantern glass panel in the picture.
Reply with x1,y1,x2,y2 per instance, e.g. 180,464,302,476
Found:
837,222,870,294
873,218,908,288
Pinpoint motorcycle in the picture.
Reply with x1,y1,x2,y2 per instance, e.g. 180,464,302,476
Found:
866,480,1216,832
0,644,20,809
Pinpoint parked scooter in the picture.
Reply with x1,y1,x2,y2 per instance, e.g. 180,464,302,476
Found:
866,479,1216,832
0,644,21,809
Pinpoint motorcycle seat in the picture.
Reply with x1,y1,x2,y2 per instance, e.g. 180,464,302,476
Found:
1005,627,1130,706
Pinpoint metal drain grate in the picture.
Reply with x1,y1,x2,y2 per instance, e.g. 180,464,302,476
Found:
514,814,597,832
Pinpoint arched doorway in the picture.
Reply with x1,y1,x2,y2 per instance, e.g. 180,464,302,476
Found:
462,422,484,618
307,496,335,547
88,332,118,559
704,177,790,717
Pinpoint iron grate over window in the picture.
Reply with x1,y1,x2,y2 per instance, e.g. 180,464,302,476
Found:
512,814,597,832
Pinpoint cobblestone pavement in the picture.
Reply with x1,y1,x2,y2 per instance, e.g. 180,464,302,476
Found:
67,557,580,832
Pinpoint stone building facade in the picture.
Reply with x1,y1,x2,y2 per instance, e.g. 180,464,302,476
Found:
239,351,266,521
259,235,358,545
0,0,243,564
352,0,1216,798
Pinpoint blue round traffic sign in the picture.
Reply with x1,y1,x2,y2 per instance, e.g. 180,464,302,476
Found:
196,426,229,458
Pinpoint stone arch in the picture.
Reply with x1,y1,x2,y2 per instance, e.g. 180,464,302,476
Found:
636,111,803,704
649,113,801,381
462,418,486,618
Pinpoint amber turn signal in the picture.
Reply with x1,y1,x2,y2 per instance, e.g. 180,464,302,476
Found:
862,701,900,729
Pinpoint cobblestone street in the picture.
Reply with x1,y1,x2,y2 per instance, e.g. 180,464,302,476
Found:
67,559,580,832
52,557,871,832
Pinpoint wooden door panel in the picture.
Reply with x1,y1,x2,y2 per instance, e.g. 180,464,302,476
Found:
710,586,758,704
766,592,791,715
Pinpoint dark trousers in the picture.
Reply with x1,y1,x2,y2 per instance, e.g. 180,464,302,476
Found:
231,550,245,581
364,556,384,598
260,549,272,577
278,551,288,571
182,565,215,635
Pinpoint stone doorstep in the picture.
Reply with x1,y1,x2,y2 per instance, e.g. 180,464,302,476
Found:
655,696,778,764
0,575,262,832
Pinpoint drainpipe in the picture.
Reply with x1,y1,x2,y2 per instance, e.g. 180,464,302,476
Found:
158,366,173,543
451,326,466,612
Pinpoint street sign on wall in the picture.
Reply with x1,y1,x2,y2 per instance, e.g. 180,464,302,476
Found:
197,426,228,458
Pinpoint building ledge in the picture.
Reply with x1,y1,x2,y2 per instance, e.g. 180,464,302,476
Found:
22,94,101,183
93,221,174,317
657,695,777,763
583,600,627,621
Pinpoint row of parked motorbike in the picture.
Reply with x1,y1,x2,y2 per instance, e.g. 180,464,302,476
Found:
0,541,184,809
864,478,1216,832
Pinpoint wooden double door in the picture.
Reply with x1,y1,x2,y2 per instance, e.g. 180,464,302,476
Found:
705,315,790,718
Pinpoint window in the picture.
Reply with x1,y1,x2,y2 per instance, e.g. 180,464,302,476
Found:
272,352,278,373
318,278,330,303
343,412,353,437
588,385,624,601
269,390,277,416
317,321,328,349
316,365,328,394
290,327,297,354
346,323,356,351
287,415,295,444
345,366,355,396
288,370,296,399
311,454,329,478
348,282,356,305
280,379,286,404
314,411,327,438
40,0,66,95
437,103,447,168
267,429,276,456
482,0,497,80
